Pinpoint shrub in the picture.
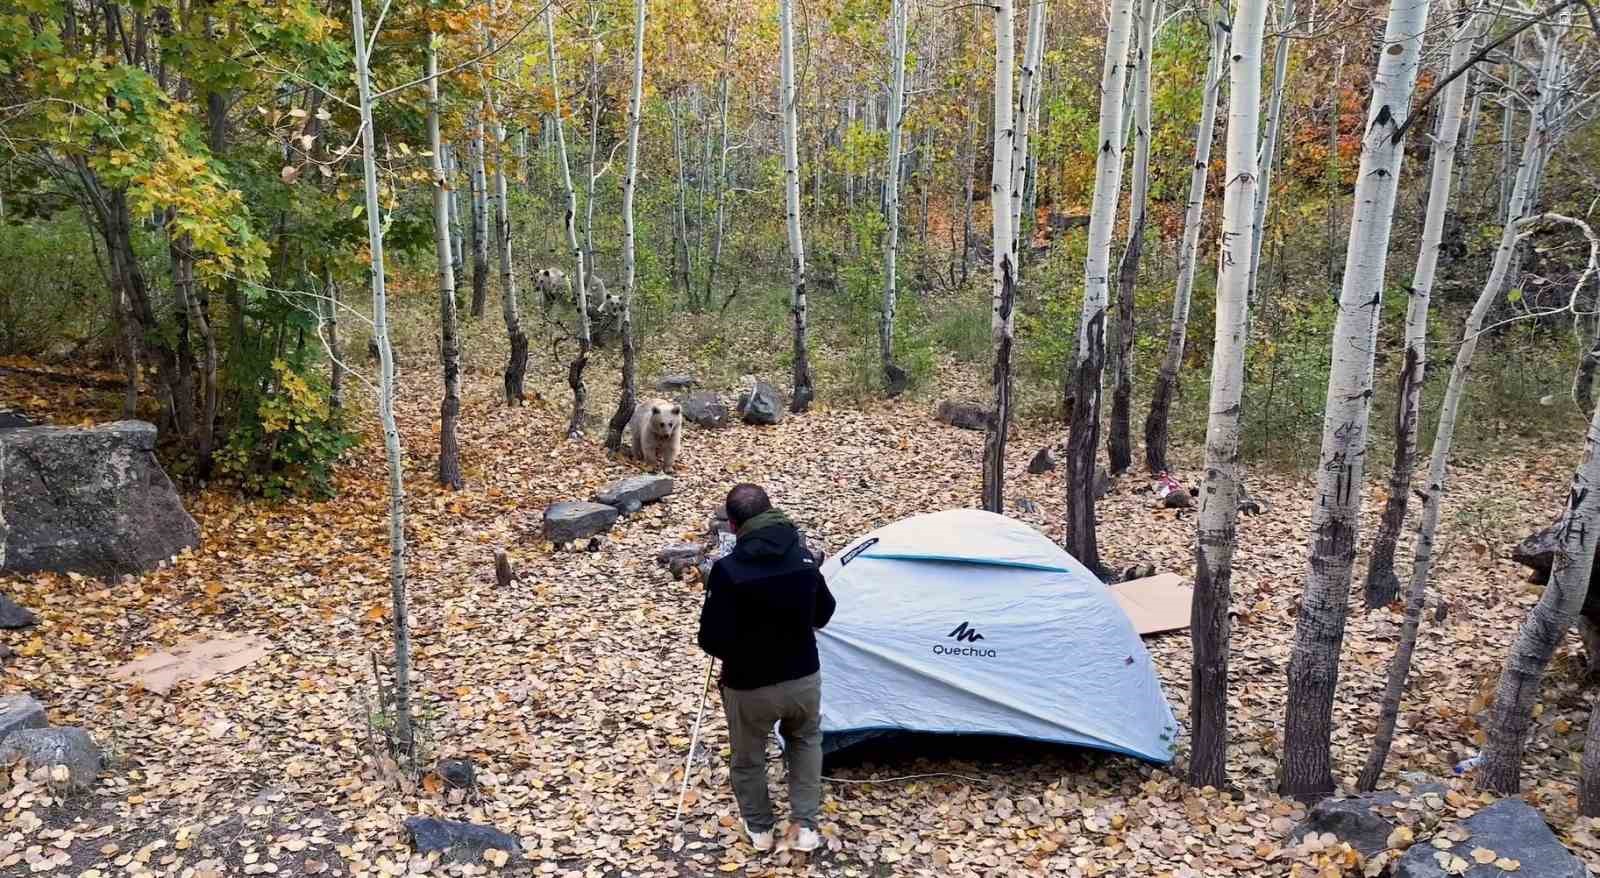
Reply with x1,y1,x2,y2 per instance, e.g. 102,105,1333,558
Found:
217,359,357,499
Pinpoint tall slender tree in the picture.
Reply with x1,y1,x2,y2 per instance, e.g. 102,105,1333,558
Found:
486,13,527,405
546,4,590,438
1282,0,1432,802
1064,0,1137,575
981,0,1016,514
606,0,648,452
1244,0,1295,307
1108,0,1156,476
427,23,463,490
780,0,815,412
1009,0,1046,260
469,111,491,318
880,0,910,397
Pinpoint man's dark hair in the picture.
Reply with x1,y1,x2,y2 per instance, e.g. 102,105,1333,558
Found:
725,483,771,527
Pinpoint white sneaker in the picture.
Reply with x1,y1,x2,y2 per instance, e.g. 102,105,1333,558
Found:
744,821,774,852
793,826,822,853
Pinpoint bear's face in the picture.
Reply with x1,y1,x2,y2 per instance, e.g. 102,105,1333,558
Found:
648,402,681,439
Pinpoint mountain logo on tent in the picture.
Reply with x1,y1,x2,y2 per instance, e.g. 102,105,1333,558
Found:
947,622,985,643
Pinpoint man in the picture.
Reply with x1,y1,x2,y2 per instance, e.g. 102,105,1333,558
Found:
698,483,836,853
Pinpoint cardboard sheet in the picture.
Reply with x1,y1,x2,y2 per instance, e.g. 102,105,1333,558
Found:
110,634,270,695
1109,573,1192,635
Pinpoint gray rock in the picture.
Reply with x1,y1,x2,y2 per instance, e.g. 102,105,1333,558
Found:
0,694,47,744
936,400,989,431
737,381,785,425
0,594,36,628
0,421,200,577
1394,798,1582,878
593,475,674,514
0,410,33,430
0,726,102,791
542,501,619,544
1291,782,1445,857
437,758,476,789
655,374,697,392
1027,446,1057,474
404,817,520,863
679,391,730,428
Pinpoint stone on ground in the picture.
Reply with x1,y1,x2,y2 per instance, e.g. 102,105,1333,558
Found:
1394,798,1582,877
0,593,36,629
936,400,989,431
437,758,477,789
737,381,784,425
0,420,200,576
404,817,520,863
1291,782,1444,857
0,410,33,429
542,502,619,544
654,374,696,391
0,726,103,791
679,391,730,428
0,693,47,745
593,475,674,515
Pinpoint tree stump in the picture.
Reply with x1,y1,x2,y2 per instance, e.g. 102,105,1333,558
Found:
494,549,515,588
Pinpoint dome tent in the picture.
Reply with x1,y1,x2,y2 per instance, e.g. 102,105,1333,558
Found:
815,508,1178,763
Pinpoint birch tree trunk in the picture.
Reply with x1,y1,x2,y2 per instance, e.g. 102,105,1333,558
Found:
606,0,647,453
670,96,692,303
447,144,465,293
1008,0,1046,260
1108,0,1155,476
325,271,344,409
880,0,909,397
706,63,730,305
547,5,590,439
780,0,815,412
1065,0,1137,575
1360,63,1549,791
1281,0,1432,802
1361,9,1477,610
428,30,463,490
980,0,1016,514
351,0,413,765
491,56,528,404
1190,0,1266,790
583,20,600,279
1245,0,1295,308
469,110,491,318
1144,6,1227,474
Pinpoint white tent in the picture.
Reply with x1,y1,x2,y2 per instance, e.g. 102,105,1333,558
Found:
816,508,1179,763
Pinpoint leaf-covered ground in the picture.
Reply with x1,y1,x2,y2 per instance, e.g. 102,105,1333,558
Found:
3,333,1599,877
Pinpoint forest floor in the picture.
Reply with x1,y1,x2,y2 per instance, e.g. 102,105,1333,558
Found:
2,318,1600,878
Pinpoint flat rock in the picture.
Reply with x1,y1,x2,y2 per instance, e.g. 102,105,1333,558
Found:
593,475,674,515
1292,781,1446,857
936,400,989,431
404,816,520,863
0,726,102,791
0,410,33,429
542,501,619,544
737,381,785,425
679,391,730,428
1394,798,1582,878
0,420,200,576
654,374,697,391
0,594,36,628
0,694,47,745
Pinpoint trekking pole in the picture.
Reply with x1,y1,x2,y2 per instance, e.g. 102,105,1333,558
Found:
675,657,716,823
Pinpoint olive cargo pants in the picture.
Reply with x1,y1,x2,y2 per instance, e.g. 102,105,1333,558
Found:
720,671,823,832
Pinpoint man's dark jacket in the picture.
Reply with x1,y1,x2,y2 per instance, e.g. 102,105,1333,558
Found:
698,511,837,690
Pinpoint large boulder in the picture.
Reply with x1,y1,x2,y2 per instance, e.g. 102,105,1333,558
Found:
542,501,619,544
737,381,785,426
0,726,102,791
1291,782,1445,857
679,392,730,429
593,475,674,515
1394,799,1583,878
0,594,36,628
936,400,989,431
0,694,47,745
0,421,200,577
403,817,520,864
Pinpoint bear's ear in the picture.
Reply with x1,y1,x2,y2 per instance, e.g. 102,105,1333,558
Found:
671,406,681,415
652,405,661,414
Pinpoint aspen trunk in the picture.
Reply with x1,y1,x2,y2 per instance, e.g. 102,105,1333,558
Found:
1191,0,1266,791
351,0,413,766
706,60,730,305
1109,0,1155,476
490,44,528,404
547,5,590,439
447,144,465,294
1245,0,1295,309
428,32,463,490
780,0,815,412
325,271,344,410
1065,0,1138,575
1144,7,1227,474
1282,0,1432,803
605,0,647,453
583,29,600,281
1361,9,1477,610
1008,0,1046,260
880,0,909,397
670,96,693,303
470,111,491,318
981,0,1016,515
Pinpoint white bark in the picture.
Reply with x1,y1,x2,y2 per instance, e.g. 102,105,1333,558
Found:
486,15,526,405
350,0,412,764
1245,0,1296,306
881,0,909,394
1190,0,1266,790
1282,0,1432,802
980,0,1016,514
547,5,590,438
606,0,647,453
1009,0,1046,258
427,30,462,491
780,0,814,410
